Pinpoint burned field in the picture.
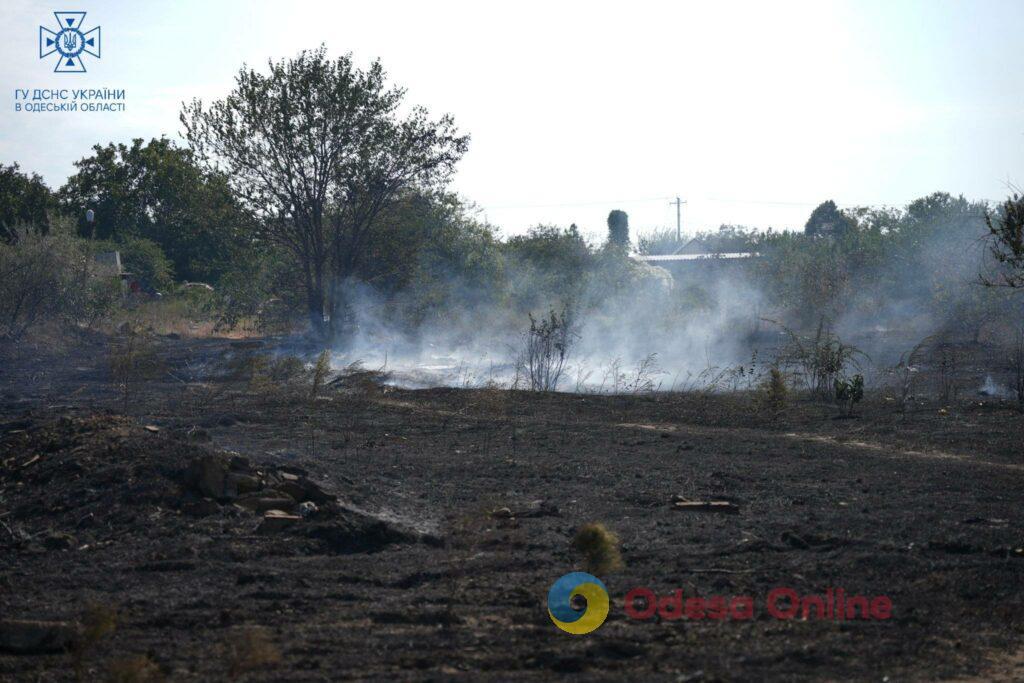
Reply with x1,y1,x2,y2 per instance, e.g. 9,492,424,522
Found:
0,334,1022,681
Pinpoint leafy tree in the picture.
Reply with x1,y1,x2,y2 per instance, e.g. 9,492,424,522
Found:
983,194,1024,289
804,200,853,237
58,138,245,283
181,46,469,339
505,224,594,311
607,209,629,248
0,163,54,242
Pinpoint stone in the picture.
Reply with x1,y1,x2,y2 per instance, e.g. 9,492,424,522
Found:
226,473,261,494
0,620,78,654
189,454,231,501
228,454,253,472
257,510,301,534
298,501,318,518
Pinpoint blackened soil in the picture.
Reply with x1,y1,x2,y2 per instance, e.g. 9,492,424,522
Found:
1,334,1022,681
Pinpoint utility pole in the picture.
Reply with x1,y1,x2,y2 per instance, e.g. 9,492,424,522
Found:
671,196,687,242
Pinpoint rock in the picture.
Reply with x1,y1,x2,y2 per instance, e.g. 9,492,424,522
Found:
490,507,513,519
228,454,253,473
297,477,336,504
515,500,559,518
275,475,336,504
298,501,318,518
226,473,261,494
257,510,301,534
0,619,78,654
189,454,232,501
143,425,160,433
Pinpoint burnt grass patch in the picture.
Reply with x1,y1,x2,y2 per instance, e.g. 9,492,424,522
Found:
0,335,1022,681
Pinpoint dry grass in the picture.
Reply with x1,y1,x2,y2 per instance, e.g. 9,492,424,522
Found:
571,523,623,575
224,626,282,680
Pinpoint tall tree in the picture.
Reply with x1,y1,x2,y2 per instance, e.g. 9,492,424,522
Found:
804,200,853,237
0,164,54,243
983,193,1024,289
59,138,245,282
607,210,629,248
181,46,469,338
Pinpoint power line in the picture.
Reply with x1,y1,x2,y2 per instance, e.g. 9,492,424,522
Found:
479,195,673,210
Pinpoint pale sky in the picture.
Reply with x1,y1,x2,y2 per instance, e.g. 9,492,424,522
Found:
2,0,1023,243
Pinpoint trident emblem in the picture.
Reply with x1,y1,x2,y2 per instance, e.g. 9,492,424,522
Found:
39,12,101,73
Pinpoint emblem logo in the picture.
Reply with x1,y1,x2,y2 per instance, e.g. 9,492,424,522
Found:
40,12,101,73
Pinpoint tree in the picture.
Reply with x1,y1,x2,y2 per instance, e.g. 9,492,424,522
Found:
983,194,1024,289
181,46,469,338
804,200,853,237
0,163,54,243
58,138,246,282
607,209,629,248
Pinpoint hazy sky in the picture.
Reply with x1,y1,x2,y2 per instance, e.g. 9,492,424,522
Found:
2,0,1023,243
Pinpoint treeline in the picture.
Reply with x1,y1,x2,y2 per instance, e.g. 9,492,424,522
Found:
2,46,1023,345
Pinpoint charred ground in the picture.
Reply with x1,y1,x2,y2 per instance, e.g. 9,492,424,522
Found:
1,333,1023,681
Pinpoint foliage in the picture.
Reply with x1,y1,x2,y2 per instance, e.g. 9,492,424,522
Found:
983,193,1024,289
182,46,469,339
571,523,622,574
805,199,854,237
518,308,576,392
834,373,864,416
311,349,331,398
771,318,865,400
108,322,163,414
636,226,683,256
111,236,175,291
504,224,594,312
0,226,119,340
59,137,246,283
607,210,629,248
1011,325,1024,413
758,367,789,411
0,163,54,242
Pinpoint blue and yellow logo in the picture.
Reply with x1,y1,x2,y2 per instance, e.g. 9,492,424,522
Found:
547,572,609,634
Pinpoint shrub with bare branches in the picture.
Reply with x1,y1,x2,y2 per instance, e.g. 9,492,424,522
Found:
517,308,577,392
769,318,865,400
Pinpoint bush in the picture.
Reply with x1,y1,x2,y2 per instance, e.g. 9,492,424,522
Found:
0,228,119,340
114,236,174,291
516,308,576,391
571,523,622,574
758,367,789,411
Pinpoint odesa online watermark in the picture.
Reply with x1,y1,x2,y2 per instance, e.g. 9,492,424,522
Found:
548,573,892,635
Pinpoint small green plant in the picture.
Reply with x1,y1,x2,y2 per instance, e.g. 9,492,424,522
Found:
108,323,163,414
311,349,331,398
571,523,622,575
758,366,789,411
834,373,864,416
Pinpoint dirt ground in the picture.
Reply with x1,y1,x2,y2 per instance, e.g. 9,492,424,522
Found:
1,332,1022,681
